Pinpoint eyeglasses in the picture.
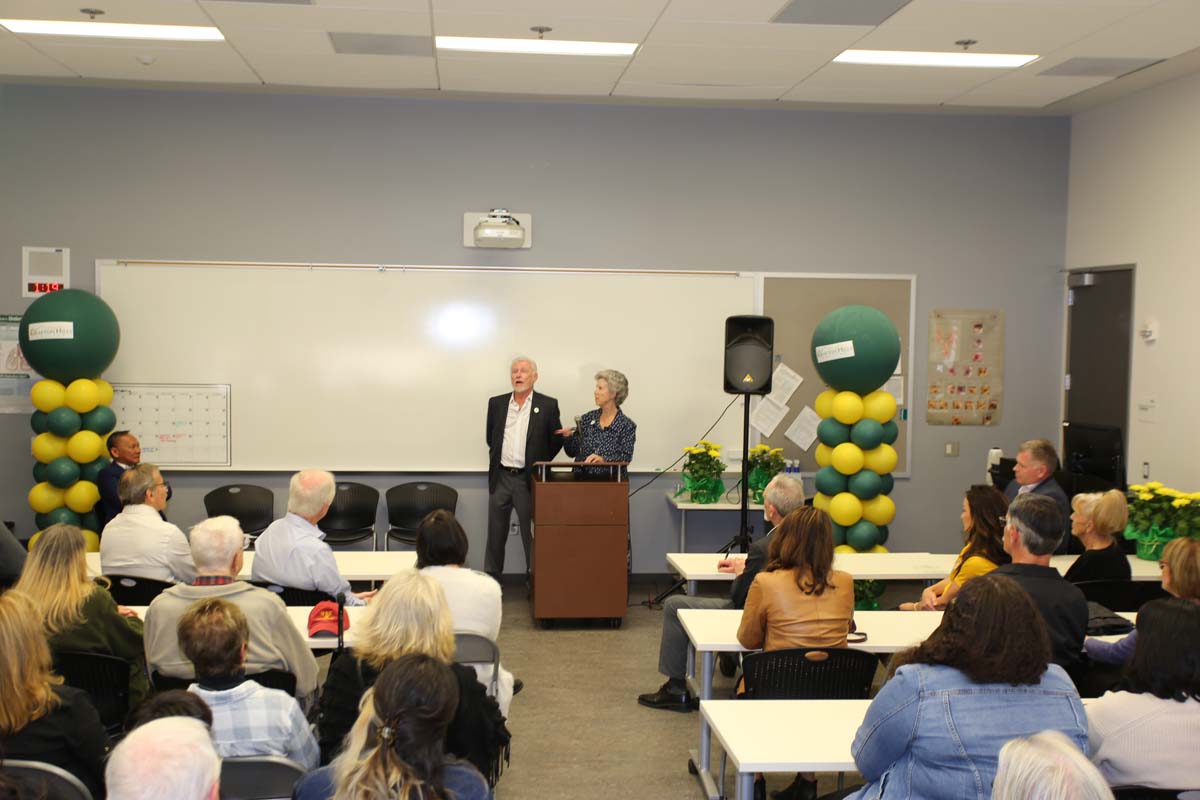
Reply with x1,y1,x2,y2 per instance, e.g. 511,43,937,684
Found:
153,481,171,492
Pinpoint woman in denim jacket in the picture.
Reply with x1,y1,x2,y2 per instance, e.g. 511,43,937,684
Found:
848,574,1088,800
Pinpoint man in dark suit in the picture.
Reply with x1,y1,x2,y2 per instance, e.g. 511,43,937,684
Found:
1004,438,1072,554
485,356,562,580
96,430,141,533
637,474,805,712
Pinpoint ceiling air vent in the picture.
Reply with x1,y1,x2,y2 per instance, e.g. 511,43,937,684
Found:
772,0,911,26
1039,57,1163,78
329,32,433,57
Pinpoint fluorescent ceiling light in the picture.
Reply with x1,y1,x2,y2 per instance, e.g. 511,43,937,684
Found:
436,36,636,57
835,49,1037,68
0,19,224,41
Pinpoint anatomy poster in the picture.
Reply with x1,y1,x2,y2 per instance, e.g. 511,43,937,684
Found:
927,310,1004,426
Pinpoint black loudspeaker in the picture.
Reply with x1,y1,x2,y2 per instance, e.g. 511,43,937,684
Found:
724,316,774,394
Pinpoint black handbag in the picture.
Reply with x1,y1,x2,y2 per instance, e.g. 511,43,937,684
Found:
1087,601,1135,636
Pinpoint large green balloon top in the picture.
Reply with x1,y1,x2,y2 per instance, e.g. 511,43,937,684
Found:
810,305,900,395
19,290,120,383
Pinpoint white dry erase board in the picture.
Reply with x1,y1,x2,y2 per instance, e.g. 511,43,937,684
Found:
96,260,756,472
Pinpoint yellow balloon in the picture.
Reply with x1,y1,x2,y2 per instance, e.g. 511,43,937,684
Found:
862,494,897,526
834,544,858,554
812,492,831,511
28,482,66,514
31,380,67,412
831,442,865,476
832,391,865,425
65,480,100,514
65,379,101,414
32,432,69,464
829,492,863,527
28,530,42,550
863,390,898,424
67,430,104,463
813,389,837,419
81,530,100,552
863,443,899,474
93,379,115,406
868,544,890,554
814,443,833,468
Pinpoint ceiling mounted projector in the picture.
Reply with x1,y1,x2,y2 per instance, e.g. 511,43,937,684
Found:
473,209,526,248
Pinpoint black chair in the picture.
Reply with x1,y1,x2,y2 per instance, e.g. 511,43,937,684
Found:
455,633,501,696
249,581,334,606
204,485,275,545
1076,579,1168,612
52,650,131,734
152,669,297,696
103,574,175,605
318,482,380,548
1113,788,1192,799
1,759,94,800
218,755,307,800
384,482,458,550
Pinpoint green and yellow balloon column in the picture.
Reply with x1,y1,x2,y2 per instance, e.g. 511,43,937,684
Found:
21,290,121,551
808,306,901,555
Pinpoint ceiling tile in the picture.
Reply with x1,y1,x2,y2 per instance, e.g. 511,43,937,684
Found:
219,27,332,54
646,19,870,50
30,40,260,83
614,80,789,100
0,28,76,76
782,83,958,103
200,2,432,36
946,72,1109,106
1052,0,1200,59
794,60,1008,93
432,11,653,41
438,52,625,93
660,0,795,23
245,50,437,88
0,0,207,25
625,43,828,85
433,0,666,18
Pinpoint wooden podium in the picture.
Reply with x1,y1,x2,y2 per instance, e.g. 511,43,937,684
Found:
531,461,629,626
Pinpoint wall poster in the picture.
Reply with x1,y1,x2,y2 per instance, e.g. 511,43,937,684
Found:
927,309,1004,426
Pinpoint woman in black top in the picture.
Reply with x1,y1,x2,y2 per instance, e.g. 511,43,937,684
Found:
1064,490,1131,583
0,591,108,799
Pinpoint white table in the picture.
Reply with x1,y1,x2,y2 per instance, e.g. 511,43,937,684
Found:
665,552,959,595
88,550,416,581
666,492,764,552
130,604,370,649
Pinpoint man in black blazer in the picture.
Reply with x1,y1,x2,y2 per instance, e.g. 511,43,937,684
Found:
96,430,141,533
1004,438,1072,554
485,357,562,580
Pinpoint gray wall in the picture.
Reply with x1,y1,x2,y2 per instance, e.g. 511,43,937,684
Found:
0,85,1070,570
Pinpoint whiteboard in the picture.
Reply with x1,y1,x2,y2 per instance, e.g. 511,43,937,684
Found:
96,261,756,472
110,384,231,467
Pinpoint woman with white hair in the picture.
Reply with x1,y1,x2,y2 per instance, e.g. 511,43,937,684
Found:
316,569,510,786
1063,490,1131,583
992,730,1113,800
559,369,636,475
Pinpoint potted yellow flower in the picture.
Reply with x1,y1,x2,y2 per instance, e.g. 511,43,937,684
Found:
677,440,726,504
746,444,785,504
1124,482,1200,560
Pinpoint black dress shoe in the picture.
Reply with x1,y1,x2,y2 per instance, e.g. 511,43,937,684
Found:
718,652,739,678
636,682,695,712
513,678,524,696
772,774,818,800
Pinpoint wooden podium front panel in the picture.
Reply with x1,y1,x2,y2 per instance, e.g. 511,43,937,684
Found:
533,524,628,618
533,481,628,526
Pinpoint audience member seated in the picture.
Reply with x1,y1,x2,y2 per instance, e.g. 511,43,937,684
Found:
638,474,806,713
994,494,1089,671
99,463,195,583
1087,598,1200,791
177,598,318,769
992,730,1113,800
16,523,151,707
1004,438,1071,553
845,574,1087,800
0,522,26,588
0,591,108,800
1085,537,1200,667
96,430,157,533
105,717,220,800
125,689,212,733
144,515,318,704
901,484,1009,610
317,570,510,785
251,469,373,606
417,509,515,716
1063,491,1131,583
295,654,489,800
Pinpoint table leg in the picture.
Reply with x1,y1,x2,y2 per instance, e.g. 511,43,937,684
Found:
681,509,688,552
688,578,698,595
689,651,719,800
738,771,753,800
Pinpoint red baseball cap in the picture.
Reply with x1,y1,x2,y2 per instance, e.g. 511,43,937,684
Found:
307,600,349,637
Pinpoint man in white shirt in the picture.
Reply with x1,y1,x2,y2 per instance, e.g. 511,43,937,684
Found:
250,469,374,605
100,463,196,583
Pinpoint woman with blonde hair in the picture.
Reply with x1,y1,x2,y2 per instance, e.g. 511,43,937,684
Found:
317,569,509,784
992,730,1113,800
296,654,488,800
0,590,109,799
1063,490,1131,583
14,523,150,705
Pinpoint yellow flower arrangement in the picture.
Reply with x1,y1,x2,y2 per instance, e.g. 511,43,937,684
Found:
1126,481,1199,560
678,441,726,503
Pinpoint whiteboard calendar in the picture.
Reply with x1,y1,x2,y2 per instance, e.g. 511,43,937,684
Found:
110,384,231,467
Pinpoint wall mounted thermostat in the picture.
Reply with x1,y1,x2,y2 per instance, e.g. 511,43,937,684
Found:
22,246,70,297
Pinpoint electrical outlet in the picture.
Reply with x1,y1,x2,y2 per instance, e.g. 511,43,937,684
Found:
944,441,959,457
1143,462,1150,479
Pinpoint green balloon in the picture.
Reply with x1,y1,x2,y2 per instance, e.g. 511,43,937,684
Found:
31,410,49,434
877,525,890,545
79,456,109,484
815,466,848,497
847,520,881,551
878,473,895,495
817,417,851,447
80,511,100,533
82,405,117,435
35,507,80,529
848,470,883,500
46,456,81,488
46,406,83,437
18,289,121,383
851,418,884,450
33,462,49,483
880,420,899,445
832,522,847,546
810,305,901,395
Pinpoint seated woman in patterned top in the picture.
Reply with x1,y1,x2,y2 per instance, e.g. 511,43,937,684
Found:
559,369,636,477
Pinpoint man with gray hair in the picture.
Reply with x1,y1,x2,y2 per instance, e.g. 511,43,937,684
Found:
144,515,319,702
100,462,196,583
106,716,220,800
638,473,806,712
994,493,1088,670
251,470,374,605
